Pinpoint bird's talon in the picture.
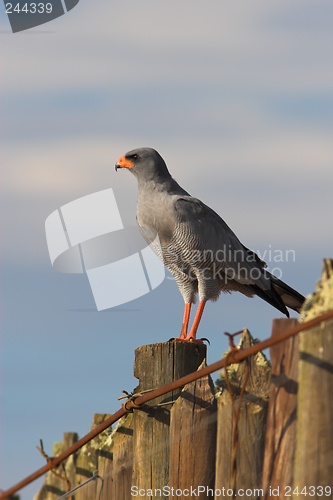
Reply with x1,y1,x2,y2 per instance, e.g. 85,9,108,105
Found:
183,336,206,344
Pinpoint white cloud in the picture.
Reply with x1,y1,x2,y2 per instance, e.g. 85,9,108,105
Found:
2,0,333,93
1,0,332,263
2,118,332,269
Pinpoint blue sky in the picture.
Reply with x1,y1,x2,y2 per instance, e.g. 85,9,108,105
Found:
1,1,333,498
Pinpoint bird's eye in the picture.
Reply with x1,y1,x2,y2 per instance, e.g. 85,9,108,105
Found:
132,154,139,161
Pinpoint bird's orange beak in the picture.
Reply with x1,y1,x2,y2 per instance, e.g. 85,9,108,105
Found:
115,156,134,171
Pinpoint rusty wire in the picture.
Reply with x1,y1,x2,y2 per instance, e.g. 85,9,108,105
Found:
1,308,333,500
118,389,152,411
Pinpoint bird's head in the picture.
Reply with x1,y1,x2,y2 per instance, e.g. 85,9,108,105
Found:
115,147,171,182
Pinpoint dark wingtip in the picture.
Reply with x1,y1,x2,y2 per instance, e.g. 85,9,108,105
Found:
247,283,289,317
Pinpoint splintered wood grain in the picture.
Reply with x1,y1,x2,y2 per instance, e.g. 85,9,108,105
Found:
132,342,207,500
293,318,333,496
169,360,217,499
215,329,271,500
261,318,299,500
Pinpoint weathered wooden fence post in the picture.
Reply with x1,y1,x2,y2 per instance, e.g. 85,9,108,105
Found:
169,359,217,499
293,259,333,497
261,319,299,499
215,329,271,500
132,342,206,499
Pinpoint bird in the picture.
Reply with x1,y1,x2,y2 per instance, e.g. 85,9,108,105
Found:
115,147,305,342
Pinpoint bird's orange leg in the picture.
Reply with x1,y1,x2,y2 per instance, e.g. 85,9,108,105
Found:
180,303,191,339
185,300,206,342
171,303,191,342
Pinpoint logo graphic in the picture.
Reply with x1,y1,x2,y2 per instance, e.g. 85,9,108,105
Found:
3,0,80,33
45,188,165,310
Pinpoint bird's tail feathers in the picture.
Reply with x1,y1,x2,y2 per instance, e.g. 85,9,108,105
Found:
247,282,289,317
247,274,305,317
270,275,305,313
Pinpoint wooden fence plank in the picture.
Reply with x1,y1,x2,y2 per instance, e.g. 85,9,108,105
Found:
169,359,217,499
215,329,271,500
132,342,206,500
293,317,333,496
293,260,333,498
261,318,299,499
97,413,133,500
75,414,111,500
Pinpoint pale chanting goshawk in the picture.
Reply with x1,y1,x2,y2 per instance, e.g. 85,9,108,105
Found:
115,147,305,342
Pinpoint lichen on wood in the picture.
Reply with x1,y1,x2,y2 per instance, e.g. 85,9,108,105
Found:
300,258,333,322
215,328,271,400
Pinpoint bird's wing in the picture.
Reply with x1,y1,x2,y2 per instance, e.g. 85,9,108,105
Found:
173,196,270,290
